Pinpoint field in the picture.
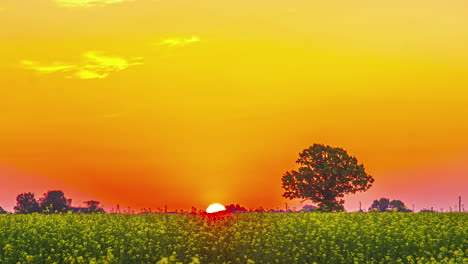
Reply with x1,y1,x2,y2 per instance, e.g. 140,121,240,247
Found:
0,213,466,264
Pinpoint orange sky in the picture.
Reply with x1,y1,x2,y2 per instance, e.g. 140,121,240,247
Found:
1,0,467,212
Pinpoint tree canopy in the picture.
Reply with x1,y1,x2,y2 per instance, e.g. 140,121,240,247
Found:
83,200,105,213
389,200,411,212
282,144,374,212
369,198,412,212
225,204,248,213
14,192,41,214
7,190,105,214
300,205,317,213
369,198,390,212
40,190,69,213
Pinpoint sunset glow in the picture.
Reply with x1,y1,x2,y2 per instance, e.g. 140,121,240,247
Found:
0,0,467,213
206,204,226,214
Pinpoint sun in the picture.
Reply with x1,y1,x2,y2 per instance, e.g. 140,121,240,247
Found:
206,203,226,213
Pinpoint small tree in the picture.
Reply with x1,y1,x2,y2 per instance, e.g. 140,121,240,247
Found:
40,190,69,213
369,198,412,212
282,144,374,212
225,204,248,213
0,206,6,214
300,205,317,213
254,206,265,213
369,198,390,212
389,200,412,212
14,193,41,214
83,200,105,213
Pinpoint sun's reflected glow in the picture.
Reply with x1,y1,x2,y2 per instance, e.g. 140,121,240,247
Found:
206,203,226,213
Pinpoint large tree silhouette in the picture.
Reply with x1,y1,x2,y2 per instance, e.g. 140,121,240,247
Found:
14,192,41,214
282,144,374,212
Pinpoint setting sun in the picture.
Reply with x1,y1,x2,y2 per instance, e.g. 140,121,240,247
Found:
206,203,226,213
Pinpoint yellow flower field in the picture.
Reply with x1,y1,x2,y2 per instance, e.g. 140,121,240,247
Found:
0,213,466,263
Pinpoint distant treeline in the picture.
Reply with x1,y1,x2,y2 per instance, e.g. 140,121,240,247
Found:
0,190,104,214
0,192,419,214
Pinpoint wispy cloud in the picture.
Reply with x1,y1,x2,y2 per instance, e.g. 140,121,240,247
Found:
20,60,75,73
21,51,143,79
158,36,201,47
53,0,133,8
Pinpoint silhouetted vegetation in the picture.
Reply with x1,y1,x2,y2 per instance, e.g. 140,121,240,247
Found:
40,190,70,214
254,206,265,213
14,192,41,214
8,190,105,214
83,200,105,213
369,198,391,212
300,205,317,212
390,200,412,212
1,189,455,215
369,198,412,212
282,144,374,212
225,204,248,213
419,208,436,213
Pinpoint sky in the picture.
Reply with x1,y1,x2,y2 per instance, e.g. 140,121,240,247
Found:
0,0,467,212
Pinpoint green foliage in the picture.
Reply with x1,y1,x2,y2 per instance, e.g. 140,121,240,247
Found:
0,213,466,263
282,144,374,212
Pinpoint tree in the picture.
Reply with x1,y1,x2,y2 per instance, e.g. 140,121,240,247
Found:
282,144,374,212
0,206,6,214
300,204,317,213
83,200,105,213
40,190,69,213
369,198,412,212
389,200,412,212
225,204,248,213
14,193,41,214
254,206,265,213
369,198,390,212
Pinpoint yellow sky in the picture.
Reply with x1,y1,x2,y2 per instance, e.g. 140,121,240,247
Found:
0,0,467,211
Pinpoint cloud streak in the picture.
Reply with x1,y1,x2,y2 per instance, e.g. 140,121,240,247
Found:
21,51,142,79
20,60,75,73
158,36,201,47
53,0,133,8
